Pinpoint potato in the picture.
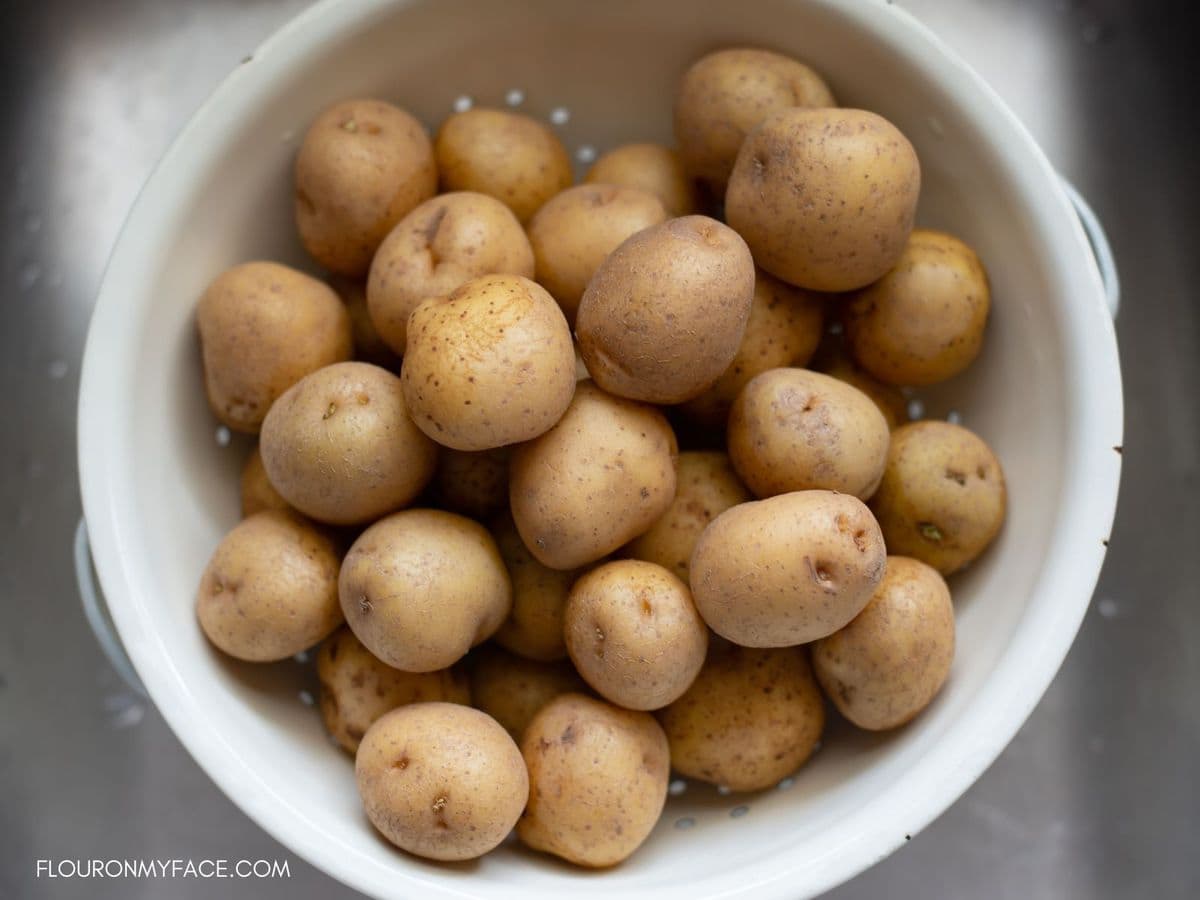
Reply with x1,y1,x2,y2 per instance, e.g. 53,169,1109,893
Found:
239,444,292,518
518,694,669,867
434,108,572,223
402,275,576,451
528,184,668,324
259,362,437,526
584,143,699,217
869,421,1006,574
576,216,755,404
469,644,587,741
844,229,991,386
196,511,342,662
727,368,890,500
813,336,909,430
431,447,510,521
660,645,824,791
339,509,511,672
366,191,534,354
813,556,955,730
491,512,579,661
674,48,835,193
329,276,399,370
356,703,527,861
294,99,436,277
726,108,921,292
624,451,750,582
510,381,678,570
317,627,470,753
196,261,353,433
690,490,886,646
679,270,824,426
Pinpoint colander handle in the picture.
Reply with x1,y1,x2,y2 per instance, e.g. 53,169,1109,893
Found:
1059,175,1120,318
73,517,148,698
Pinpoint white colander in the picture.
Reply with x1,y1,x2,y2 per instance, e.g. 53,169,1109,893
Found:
76,0,1122,897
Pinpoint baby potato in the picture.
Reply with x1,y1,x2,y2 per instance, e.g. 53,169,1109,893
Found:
196,261,353,433
844,229,991,386
366,191,534,354
294,99,436,277
565,560,708,711
528,184,668,324
660,645,825,792
519,694,669,867
469,644,587,741
356,702,527,861
510,381,678,570
402,275,576,451
339,509,511,672
813,556,955,730
576,216,756,404
726,108,921,292
691,490,886,646
624,451,750,582
584,143,699,217
329,276,399,370
196,511,342,662
680,270,825,426
239,444,293,518
317,627,470,754
813,337,910,430
491,512,579,662
431,447,510,521
259,362,437,526
435,108,572,223
675,48,835,193
727,368,890,500
869,421,1007,574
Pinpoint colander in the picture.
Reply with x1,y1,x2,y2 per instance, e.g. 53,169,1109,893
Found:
75,0,1123,897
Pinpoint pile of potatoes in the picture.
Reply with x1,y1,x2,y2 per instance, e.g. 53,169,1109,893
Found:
194,46,1006,868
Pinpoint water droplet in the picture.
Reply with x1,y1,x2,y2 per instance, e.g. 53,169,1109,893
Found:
730,805,750,818
298,690,315,706
452,95,473,113
674,816,696,830
716,784,732,796
215,426,232,447
505,89,525,107
576,144,597,164
946,410,962,425
48,360,68,379
1097,597,1118,619
777,777,795,791
549,107,570,126
927,116,945,138
668,779,687,796
19,262,41,291
907,399,926,420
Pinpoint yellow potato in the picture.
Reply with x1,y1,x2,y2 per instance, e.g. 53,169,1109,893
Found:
469,644,586,741
294,99,436,277
435,108,572,223
239,444,292,518
869,421,1007,574
196,261,352,433
813,336,910,430
690,490,886,646
813,556,955,730
726,108,920,292
431,447,510,521
519,694,669,867
329,276,399,370
585,143,699,217
259,362,437,526
402,275,576,451
510,381,678,570
576,216,755,404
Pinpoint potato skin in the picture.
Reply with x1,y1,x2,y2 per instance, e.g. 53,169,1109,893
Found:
727,368,890,500
726,108,920,292
435,108,572,223
624,451,750,582
691,491,886,646
339,509,512,672
431,447,510,521
813,337,909,430
294,99,436,277
469,644,587,741
565,560,708,711
259,362,437,526
356,703,528,861
576,216,755,404
869,421,1006,574
813,556,955,730
510,382,678,570
239,444,293,518
844,229,991,386
660,645,825,791
585,143,699,218
675,48,835,193
680,270,824,426
317,628,470,754
196,261,352,433
366,191,534,354
196,511,342,662
518,694,669,867
528,184,668,324
491,512,579,661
